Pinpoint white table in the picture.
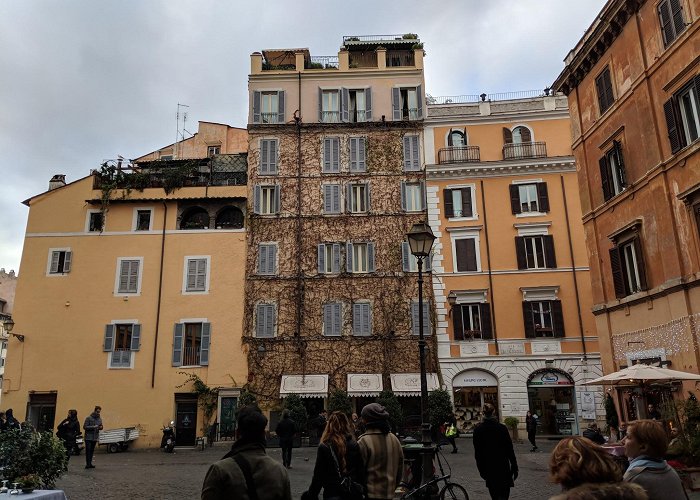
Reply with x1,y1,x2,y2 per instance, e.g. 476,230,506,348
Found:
8,490,67,499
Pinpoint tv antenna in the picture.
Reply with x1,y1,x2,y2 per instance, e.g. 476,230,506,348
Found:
174,103,191,158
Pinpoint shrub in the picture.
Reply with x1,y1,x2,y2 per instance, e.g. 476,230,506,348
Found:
327,389,352,415
283,394,308,433
238,388,257,409
376,390,404,433
428,389,453,429
0,428,66,487
504,417,519,430
402,33,418,40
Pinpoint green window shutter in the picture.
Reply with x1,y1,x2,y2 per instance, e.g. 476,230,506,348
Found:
104,324,115,352
130,324,141,351
200,323,211,365
172,324,184,366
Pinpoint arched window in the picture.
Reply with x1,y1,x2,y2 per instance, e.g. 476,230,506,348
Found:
448,129,467,147
215,206,244,229
180,207,209,230
512,126,532,144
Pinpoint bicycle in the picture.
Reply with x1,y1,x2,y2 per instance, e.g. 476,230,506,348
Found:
400,444,469,499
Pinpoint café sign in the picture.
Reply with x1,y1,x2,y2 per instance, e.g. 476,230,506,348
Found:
452,369,498,387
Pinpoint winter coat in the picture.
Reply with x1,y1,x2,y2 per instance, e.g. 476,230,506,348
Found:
526,415,538,434
549,481,649,500
275,417,296,446
473,417,518,489
201,440,291,500
357,428,403,500
83,412,103,441
306,437,365,500
582,427,606,445
57,417,80,445
4,410,20,431
624,456,688,500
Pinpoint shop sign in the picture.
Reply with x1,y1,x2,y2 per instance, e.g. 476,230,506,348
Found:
527,368,574,386
580,391,596,420
453,370,498,387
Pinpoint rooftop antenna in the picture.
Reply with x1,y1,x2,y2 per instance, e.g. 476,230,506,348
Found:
175,103,190,159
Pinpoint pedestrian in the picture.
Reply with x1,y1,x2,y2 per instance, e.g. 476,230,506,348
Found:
646,404,661,421
622,419,688,500
302,411,365,500
583,422,606,445
83,405,103,469
549,436,622,492
526,410,538,452
473,403,518,500
201,405,291,500
56,409,80,469
444,414,458,453
4,409,20,431
357,403,403,500
351,412,363,438
275,410,296,469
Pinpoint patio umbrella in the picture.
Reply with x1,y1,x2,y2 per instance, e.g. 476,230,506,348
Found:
583,363,700,386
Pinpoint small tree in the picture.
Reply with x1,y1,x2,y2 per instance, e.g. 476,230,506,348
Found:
376,390,404,433
604,393,619,434
428,389,454,430
0,428,66,487
238,388,257,409
327,389,352,415
283,394,308,434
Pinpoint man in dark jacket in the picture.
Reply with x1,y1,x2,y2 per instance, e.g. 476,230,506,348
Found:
83,406,103,469
201,405,291,500
473,403,518,500
275,410,296,469
583,422,606,445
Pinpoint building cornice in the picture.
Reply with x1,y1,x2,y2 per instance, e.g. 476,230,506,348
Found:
426,108,570,125
249,67,423,83
426,156,576,180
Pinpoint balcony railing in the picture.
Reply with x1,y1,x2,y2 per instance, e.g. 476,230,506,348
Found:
111,349,132,368
343,35,418,44
503,141,547,160
348,51,377,68
182,346,201,366
349,110,368,123
260,112,280,124
308,56,339,69
438,146,481,164
427,90,549,105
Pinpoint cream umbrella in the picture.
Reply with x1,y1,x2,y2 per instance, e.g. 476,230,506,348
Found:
583,363,700,386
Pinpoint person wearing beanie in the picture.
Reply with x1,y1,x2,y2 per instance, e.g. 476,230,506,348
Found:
473,403,518,500
357,403,404,500
201,405,291,500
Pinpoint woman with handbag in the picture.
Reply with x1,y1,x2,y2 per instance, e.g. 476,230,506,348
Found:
302,411,366,500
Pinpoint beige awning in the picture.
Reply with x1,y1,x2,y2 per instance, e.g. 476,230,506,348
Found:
390,373,439,396
280,374,328,398
347,374,383,397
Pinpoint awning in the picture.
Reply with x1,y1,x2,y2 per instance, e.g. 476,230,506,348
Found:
280,375,328,398
347,374,383,397
390,373,439,396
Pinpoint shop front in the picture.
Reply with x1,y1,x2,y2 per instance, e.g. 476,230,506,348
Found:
279,374,328,441
347,373,383,414
451,369,498,434
391,373,439,432
527,368,578,436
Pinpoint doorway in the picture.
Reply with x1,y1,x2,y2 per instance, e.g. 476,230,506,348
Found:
27,392,57,432
175,394,198,446
452,369,499,434
527,368,577,436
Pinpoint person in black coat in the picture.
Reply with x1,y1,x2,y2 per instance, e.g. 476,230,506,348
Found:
4,409,20,431
275,410,296,469
473,403,518,500
56,409,80,467
525,410,538,452
582,422,606,445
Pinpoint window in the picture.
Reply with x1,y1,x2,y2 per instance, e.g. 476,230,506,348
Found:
401,181,425,212
207,145,221,157
523,300,564,338
172,321,211,366
215,206,244,229
453,303,492,340
516,235,556,269
134,209,152,231
448,130,467,147
255,304,276,338
664,77,700,153
48,249,72,274
104,323,141,368
444,187,473,218
347,183,369,213
253,90,285,124
346,242,375,273
454,237,480,272
323,184,342,214
259,139,278,175
401,242,431,272
320,89,340,123
257,244,278,275
349,137,366,172
610,237,648,297
411,301,431,336
184,257,209,293
323,137,340,173
402,135,420,171
595,67,615,115
180,207,209,229
160,154,173,161
352,303,372,336
658,0,686,47
392,86,423,120
116,258,142,295
318,243,342,274
349,89,371,122
254,185,280,215
87,211,104,232
599,141,627,201
323,303,343,336
509,182,549,214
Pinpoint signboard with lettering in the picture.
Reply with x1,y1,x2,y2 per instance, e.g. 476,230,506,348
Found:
527,368,574,386
452,369,498,387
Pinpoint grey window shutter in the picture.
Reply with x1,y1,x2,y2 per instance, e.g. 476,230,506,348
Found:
332,244,341,273
63,251,72,273
333,303,342,335
323,138,332,171
318,244,326,273
274,185,281,214
254,186,261,214
324,185,333,213
420,180,426,210
318,87,323,121
407,136,419,170
509,185,521,214
256,305,266,337
365,88,372,120
332,138,339,171
267,305,276,337
402,242,411,271
277,91,285,123
172,323,184,366
544,235,557,269
200,322,211,365
50,251,60,273
350,138,359,171
119,261,130,292
400,181,407,210
392,88,401,120
416,84,423,119
403,136,411,170
341,87,349,122
346,184,353,212
260,140,269,174
411,302,420,335
353,304,361,334
269,139,277,174
461,188,473,217
324,304,333,335
346,242,354,272
357,137,366,171
128,260,139,293
253,91,261,123
259,245,268,274
332,185,340,213
104,324,115,352
366,182,371,211
368,243,376,272
269,245,277,274
187,259,198,290
130,324,141,351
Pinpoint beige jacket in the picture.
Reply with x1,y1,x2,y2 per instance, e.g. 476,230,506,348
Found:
358,429,404,500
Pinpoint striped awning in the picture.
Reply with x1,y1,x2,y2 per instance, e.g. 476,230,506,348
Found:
347,374,383,397
280,374,328,398
391,373,439,396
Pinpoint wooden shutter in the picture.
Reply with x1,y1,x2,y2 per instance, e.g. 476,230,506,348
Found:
367,243,376,272
671,0,685,38
453,305,464,341
461,187,473,217
447,129,454,147
277,91,285,123
119,261,130,292
128,261,139,293
411,302,420,335
268,139,278,174
353,303,361,334
600,155,612,201
403,136,419,171
350,138,358,171
331,138,339,171
402,242,411,271
274,185,281,214
350,137,366,172
603,70,614,110
346,184,353,212
50,251,60,273
365,88,372,120
253,186,261,214
353,303,371,335
267,305,276,337
104,324,115,352
551,301,565,338
130,324,141,351
503,127,513,144
543,235,557,269
63,251,72,273
332,244,341,273
609,246,626,298
366,182,371,212
416,84,423,119
200,323,211,365
323,138,332,171
318,87,324,121
172,323,184,366
402,137,411,170
444,189,454,218
400,181,407,210
259,245,268,274
537,182,549,212
520,127,532,142
341,87,349,122
420,181,426,211
411,136,420,170
515,237,527,270
317,244,326,273
613,140,627,188
663,98,684,154
658,0,674,45
522,302,535,338
480,304,493,339
268,246,277,274
456,238,477,272
253,91,261,123
392,88,401,120
633,237,648,291
323,304,333,335
346,242,354,272
509,184,521,214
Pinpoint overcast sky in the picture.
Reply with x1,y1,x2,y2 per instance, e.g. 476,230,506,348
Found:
0,0,603,273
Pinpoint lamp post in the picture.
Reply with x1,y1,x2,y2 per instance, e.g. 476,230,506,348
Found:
2,318,24,342
407,221,436,496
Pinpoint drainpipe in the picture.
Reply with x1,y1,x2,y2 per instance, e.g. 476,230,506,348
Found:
480,180,499,354
295,71,303,337
151,201,168,387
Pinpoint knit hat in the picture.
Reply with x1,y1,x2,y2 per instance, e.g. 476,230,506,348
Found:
237,405,268,438
361,403,390,423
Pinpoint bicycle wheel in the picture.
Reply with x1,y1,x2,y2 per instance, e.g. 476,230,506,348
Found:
440,482,469,500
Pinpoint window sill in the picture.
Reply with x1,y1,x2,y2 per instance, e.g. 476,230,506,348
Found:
448,216,478,222
114,292,141,297
47,273,69,277
180,365,205,369
108,366,133,370
515,212,547,218
182,290,210,295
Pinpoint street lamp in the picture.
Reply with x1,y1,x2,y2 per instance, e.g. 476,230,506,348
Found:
2,318,24,342
407,221,436,495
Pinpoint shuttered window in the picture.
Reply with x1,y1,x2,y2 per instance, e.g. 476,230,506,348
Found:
522,300,564,338
323,184,342,214
515,235,556,269
610,237,648,298
347,183,369,213
352,303,372,336
508,183,549,214
411,301,431,336
599,140,627,201
349,137,366,172
658,0,686,47
253,185,281,215
455,238,478,272
105,323,141,368
323,303,343,336
346,242,375,273
185,258,208,292
444,188,473,218
323,137,340,173
318,243,342,274
401,181,425,211
49,250,72,274
402,135,420,171
117,259,140,294
453,304,492,340
595,67,615,115
259,139,278,175
401,242,431,272
392,85,423,120
255,304,276,338
253,91,284,124
172,322,210,366
257,244,278,275
664,77,700,155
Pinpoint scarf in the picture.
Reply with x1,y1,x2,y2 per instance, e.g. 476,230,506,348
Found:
627,455,667,472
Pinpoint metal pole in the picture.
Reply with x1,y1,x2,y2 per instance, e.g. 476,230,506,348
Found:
417,257,434,494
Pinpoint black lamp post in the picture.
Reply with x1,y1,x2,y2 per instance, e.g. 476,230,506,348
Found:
3,318,24,342
407,221,436,494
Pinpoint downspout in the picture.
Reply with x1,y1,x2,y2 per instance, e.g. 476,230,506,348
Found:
295,71,303,337
480,180,499,354
151,201,168,387
561,175,587,360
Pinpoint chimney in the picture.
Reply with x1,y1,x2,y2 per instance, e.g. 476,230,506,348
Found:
49,174,66,191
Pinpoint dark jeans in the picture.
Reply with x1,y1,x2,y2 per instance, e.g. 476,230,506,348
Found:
488,486,511,500
281,443,292,467
62,441,73,464
528,431,537,448
446,436,457,451
85,439,97,466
